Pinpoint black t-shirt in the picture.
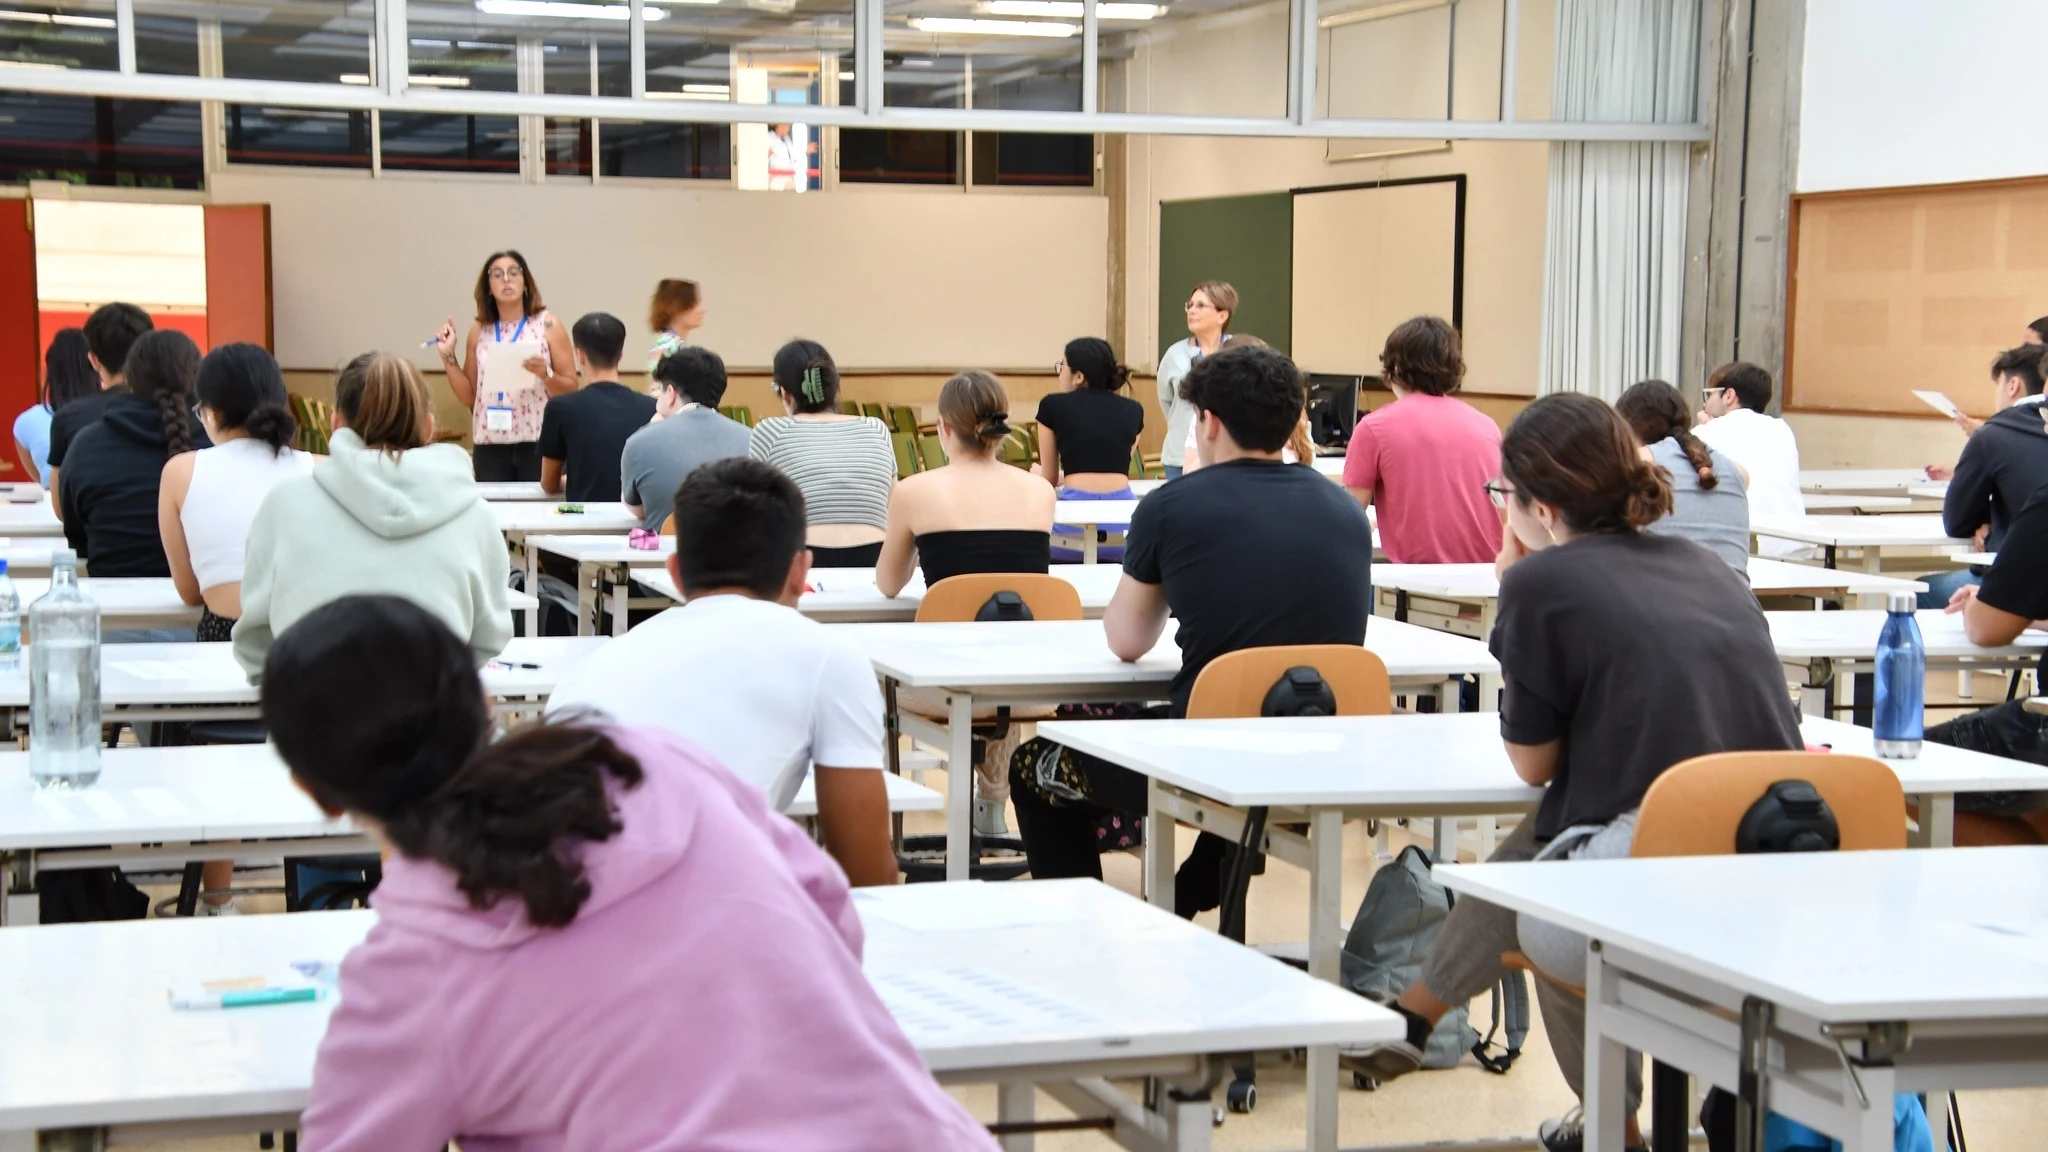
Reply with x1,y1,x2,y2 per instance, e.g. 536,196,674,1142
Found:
46,387,120,473
537,381,656,503
1491,531,1802,839
1123,458,1373,716
1036,388,1146,477
1975,483,2048,680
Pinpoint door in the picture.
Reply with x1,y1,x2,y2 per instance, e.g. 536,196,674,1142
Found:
0,198,36,476
203,203,273,350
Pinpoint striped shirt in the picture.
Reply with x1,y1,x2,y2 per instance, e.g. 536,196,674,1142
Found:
748,416,896,529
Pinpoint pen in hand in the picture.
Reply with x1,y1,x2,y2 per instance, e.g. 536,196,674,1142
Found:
488,660,543,670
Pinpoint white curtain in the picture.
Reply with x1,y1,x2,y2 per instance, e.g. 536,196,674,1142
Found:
1539,0,1699,401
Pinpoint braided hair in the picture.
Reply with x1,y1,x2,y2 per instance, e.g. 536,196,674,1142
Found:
122,329,202,456
1616,379,1719,490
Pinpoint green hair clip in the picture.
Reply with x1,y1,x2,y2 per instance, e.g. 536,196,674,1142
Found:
801,365,825,405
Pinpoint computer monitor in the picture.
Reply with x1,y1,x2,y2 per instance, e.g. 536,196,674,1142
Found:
1304,373,1362,449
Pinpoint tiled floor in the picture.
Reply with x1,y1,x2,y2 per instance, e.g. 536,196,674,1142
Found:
117,666,2045,1149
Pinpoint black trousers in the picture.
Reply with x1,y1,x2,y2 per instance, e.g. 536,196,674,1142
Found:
473,441,541,482
1928,700,2048,814
1008,749,1237,918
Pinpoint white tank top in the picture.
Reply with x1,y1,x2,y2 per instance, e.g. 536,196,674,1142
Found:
182,438,316,591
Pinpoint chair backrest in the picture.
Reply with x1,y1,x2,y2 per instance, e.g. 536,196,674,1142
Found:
1631,751,1907,857
861,402,888,423
917,432,948,469
890,404,920,434
891,431,921,478
719,405,753,427
1186,645,1392,719
915,573,1083,623
1128,444,1145,479
660,512,676,535
997,429,1032,469
840,400,860,416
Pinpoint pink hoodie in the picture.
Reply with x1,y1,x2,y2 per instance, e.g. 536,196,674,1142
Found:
300,725,999,1152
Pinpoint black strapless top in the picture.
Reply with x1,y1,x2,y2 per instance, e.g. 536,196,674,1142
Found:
915,529,1051,587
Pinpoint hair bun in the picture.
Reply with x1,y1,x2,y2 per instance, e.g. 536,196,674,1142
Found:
244,404,301,454
977,413,1012,440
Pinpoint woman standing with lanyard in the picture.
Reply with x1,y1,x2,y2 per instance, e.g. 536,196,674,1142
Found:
1155,281,1235,479
434,250,576,481
645,278,707,376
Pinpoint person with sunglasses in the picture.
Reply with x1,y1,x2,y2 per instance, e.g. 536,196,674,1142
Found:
1693,361,1813,559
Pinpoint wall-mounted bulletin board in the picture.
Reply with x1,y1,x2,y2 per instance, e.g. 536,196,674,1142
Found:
1788,176,2048,417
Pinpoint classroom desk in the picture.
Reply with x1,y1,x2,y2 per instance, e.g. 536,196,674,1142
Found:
492,504,641,610
1798,469,1934,495
837,616,1499,883
524,533,673,635
1801,493,1912,513
1437,848,2048,1152
474,481,550,501
633,564,1127,623
1033,711,2048,1148
1748,514,1970,574
1954,551,1995,566
1051,499,1141,564
0,880,1397,1152
0,578,541,637
1908,482,1950,501
0,637,605,732
1767,607,2045,723
0,544,65,577
0,498,63,539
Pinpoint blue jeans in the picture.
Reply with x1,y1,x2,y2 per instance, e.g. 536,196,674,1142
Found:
1917,567,1980,610
1162,465,1183,480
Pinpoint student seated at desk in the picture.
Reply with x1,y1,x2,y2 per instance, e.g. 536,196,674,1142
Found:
1341,316,1502,564
49,302,153,517
538,312,655,503
1920,345,2048,608
748,340,895,568
1694,361,1813,560
234,354,510,678
546,458,900,886
260,596,996,1152
878,370,1056,836
1342,394,1801,1152
621,345,751,533
1036,339,1142,560
1616,379,1750,575
15,328,97,487
1009,345,1373,914
1930,477,2048,845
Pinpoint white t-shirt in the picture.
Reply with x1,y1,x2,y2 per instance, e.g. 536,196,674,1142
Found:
1694,407,1815,560
543,594,885,811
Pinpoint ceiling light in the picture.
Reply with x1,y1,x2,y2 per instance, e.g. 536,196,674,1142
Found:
339,71,371,84
474,0,668,19
0,7,115,24
409,74,472,87
981,1,1163,17
908,16,1075,36
839,70,854,80
646,89,727,100
680,82,728,93
0,59,66,68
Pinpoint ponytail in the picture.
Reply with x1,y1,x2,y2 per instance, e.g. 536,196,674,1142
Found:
1672,428,1719,490
937,369,1012,455
155,388,193,456
196,343,298,455
1616,378,1717,489
1621,455,1674,532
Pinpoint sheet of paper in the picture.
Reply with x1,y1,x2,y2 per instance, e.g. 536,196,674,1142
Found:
481,341,547,399
870,968,1102,1042
116,659,221,682
1912,390,1960,418
855,882,1090,934
1133,729,1345,754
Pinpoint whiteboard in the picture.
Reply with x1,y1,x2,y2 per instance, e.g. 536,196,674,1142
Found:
1289,180,1460,377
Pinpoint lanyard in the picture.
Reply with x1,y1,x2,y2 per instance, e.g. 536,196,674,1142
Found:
495,315,529,345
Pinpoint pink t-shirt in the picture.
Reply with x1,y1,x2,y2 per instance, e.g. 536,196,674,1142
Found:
1341,392,1503,563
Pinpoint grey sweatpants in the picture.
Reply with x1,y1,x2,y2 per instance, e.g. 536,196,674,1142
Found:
1418,819,1643,1115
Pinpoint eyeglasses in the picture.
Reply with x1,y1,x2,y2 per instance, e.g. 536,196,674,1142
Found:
1054,360,1067,374
488,266,524,282
1483,479,1514,510
1701,386,1728,403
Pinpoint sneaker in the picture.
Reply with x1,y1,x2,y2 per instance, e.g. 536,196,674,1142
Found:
200,898,241,917
1536,1106,1648,1152
973,797,1011,838
1337,1039,1424,1084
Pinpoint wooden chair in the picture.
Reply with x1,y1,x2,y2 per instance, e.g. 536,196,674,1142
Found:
1187,644,1392,720
915,573,1081,624
861,402,888,424
917,432,948,469
1128,444,1146,479
660,512,676,535
1632,750,1907,856
840,400,860,416
997,429,1033,469
889,404,920,434
891,431,921,479
718,405,752,427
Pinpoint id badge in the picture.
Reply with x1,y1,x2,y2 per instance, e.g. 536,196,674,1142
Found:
486,400,514,433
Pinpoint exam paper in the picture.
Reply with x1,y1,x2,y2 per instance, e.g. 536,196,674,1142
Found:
855,882,1089,934
1912,390,1960,419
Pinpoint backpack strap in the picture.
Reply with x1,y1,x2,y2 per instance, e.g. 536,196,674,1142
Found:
1470,971,1530,1075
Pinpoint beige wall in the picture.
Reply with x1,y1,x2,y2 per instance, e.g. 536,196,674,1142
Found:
211,169,1108,377
1117,0,1557,397
1787,411,1966,471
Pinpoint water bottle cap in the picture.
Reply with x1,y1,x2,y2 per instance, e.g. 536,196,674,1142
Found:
1887,591,1917,614
0,558,10,576
52,549,76,569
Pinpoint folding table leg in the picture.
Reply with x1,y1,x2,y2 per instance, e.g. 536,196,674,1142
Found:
997,1082,1035,1152
946,693,975,883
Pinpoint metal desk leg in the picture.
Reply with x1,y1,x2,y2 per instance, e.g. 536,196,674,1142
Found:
610,578,630,637
575,561,599,637
998,1083,1034,1152
946,692,975,883
1082,524,1098,565
1306,807,1345,1152
1584,944,1631,1152
1910,793,1955,848
1650,1061,1688,1152
1144,778,1176,912
2,852,37,926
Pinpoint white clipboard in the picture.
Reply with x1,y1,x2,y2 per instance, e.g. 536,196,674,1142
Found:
482,340,547,398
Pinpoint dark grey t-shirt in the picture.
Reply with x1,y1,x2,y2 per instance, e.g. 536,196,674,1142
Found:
1490,530,1802,839
620,406,754,531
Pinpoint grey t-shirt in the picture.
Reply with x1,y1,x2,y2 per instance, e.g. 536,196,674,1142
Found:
620,407,754,531
1646,436,1750,576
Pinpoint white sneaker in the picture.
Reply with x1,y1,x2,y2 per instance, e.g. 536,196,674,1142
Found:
200,898,241,917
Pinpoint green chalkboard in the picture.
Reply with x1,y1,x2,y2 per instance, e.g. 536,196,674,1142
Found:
1157,192,1293,362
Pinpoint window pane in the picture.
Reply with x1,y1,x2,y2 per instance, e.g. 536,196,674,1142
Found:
544,117,591,178
217,0,375,85
970,132,1091,187
598,120,731,180
407,19,517,92
379,113,520,174
0,0,117,70
834,51,960,186
0,93,203,188
1113,1,1286,118
225,105,371,168
131,0,199,75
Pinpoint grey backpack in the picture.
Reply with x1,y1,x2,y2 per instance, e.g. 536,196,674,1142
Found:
1339,844,1530,1075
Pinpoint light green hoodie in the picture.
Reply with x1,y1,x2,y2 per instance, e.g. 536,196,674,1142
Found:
234,428,514,679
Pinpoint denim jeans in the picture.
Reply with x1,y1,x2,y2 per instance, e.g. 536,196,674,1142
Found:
1162,465,1183,480
1916,567,1979,610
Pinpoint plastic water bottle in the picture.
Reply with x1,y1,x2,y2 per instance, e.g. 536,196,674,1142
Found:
29,550,101,789
1873,591,1925,759
0,558,20,673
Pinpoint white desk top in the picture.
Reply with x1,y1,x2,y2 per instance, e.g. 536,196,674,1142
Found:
1438,847,2048,1022
0,579,536,622
1801,493,1912,512
1052,499,1140,527
1371,558,1926,600
0,497,63,538
1956,551,1996,566
0,543,65,574
491,502,640,535
836,616,1498,691
0,637,607,709
787,770,943,818
633,565,1126,623
1036,713,2048,809
1312,456,1345,478
0,880,1396,1130
0,743,351,851
1798,469,1933,494
1750,513,1967,549
1766,608,2048,661
1908,482,1949,500
526,532,673,567
473,482,550,502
